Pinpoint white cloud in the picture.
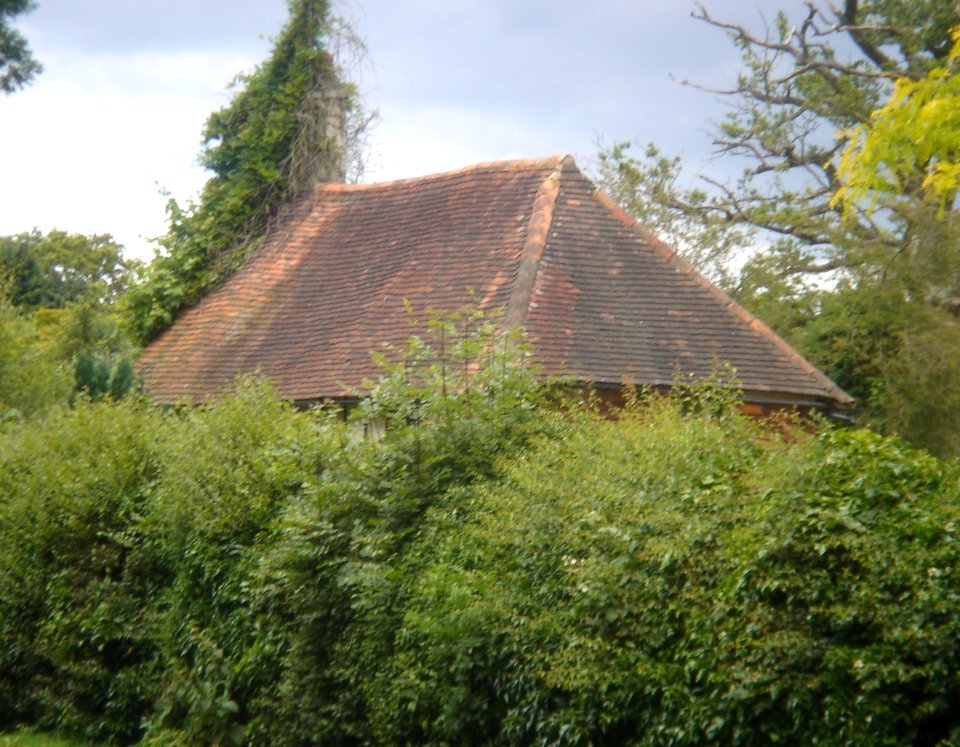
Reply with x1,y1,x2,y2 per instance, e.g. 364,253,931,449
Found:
0,50,258,260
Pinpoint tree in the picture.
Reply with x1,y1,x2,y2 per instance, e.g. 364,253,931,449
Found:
0,0,40,93
827,24,960,456
0,230,131,309
601,0,960,281
597,1,960,456
125,0,368,344
0,231,137,414
834,25,960,211
0,299,71,419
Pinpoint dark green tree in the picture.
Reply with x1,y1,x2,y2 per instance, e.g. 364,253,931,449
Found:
73,352,133,402
597,0,960,456
0,0,40,93
125,0,363,344
108,357,134,400
73,351,109,401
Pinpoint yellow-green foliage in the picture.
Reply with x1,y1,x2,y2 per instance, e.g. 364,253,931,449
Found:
0,398,164,742
835,26,960,211
0,303,72,419
596,8,960,460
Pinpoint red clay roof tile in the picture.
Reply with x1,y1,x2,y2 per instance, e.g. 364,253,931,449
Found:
137,155,853,410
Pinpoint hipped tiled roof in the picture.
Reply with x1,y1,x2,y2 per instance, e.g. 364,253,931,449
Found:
138,156,853,409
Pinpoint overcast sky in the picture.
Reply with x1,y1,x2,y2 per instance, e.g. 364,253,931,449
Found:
1,0,807,260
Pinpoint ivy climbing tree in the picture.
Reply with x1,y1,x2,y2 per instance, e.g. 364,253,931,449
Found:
126,0,360,344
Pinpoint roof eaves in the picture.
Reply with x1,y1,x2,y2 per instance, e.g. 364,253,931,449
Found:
503,156,568,328
592,188,855,408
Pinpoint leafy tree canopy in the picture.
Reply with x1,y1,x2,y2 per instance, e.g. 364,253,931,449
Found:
0,229,131,310
0,300,71,419
600,0,960,280
834,25,960,211
0,0,40,93
0,231,137,417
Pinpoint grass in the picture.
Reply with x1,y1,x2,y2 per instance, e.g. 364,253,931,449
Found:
0,733,94,746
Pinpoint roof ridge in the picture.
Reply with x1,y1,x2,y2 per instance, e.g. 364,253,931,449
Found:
314,156,565,194
592,187,854,407
502,157,567,328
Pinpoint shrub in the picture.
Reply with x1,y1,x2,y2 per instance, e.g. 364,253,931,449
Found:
141,381,325,746
0,399,163,743
237,316,557,745
377,395,960,745
1,329,958,745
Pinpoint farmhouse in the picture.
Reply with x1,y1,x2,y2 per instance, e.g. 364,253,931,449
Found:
137,155,852,416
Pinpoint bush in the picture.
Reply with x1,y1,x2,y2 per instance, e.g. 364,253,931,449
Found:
141,382,325,747
1,329,958,745
0,399,163,742
236,317,557,745
377,395,960,745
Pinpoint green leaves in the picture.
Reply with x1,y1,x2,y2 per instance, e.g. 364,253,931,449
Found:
596,4,960,458
1,332,959,744
0,0,41,93
376,400,960,745
0,230,138,418
834,26,960,212
0,230,131,311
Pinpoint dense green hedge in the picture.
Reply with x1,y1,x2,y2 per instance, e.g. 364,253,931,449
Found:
388,403,960,745
1,343,958,744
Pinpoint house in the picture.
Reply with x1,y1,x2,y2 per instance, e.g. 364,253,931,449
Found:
137,155,853,416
